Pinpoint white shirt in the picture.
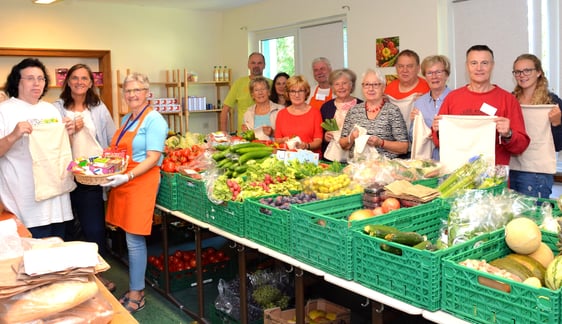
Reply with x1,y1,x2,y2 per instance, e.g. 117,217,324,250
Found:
0,98,73,228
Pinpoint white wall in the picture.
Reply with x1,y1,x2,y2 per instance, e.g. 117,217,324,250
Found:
223,0,441,84
0,0,224,133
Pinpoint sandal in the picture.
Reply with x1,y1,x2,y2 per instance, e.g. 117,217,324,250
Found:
119,291,146,314
96,275,116,293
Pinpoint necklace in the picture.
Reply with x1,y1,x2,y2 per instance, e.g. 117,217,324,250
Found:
366,100,385,113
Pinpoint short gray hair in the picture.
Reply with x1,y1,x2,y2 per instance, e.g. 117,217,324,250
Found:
123,72,150,91
362,68,386,89
311,57,332,69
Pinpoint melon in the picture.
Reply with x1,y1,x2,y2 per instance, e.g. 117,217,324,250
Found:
528,242,555,268
544,255,562,290
504,217,541,255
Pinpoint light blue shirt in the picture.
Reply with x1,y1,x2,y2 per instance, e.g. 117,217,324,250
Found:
121,110,168,165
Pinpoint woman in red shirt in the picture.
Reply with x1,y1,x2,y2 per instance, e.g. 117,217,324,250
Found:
274,75,323,153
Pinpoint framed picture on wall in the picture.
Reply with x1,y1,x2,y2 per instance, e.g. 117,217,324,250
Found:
376,36,400,67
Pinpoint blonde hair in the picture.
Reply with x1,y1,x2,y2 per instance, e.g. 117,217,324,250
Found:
421,55,451,76
285,75,311,100
512,54,553,105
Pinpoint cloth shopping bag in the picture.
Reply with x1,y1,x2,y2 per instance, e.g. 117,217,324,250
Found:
411,113,433,160
439,115,496,174
28,123,76,201
510,105,556,173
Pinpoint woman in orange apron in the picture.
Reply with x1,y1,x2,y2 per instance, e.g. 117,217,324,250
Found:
101,72,168,313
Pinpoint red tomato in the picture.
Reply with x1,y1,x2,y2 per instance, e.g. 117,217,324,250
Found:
381,197,401,213
162,161,176,172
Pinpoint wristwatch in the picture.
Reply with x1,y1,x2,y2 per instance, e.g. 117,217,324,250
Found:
502,129,512,139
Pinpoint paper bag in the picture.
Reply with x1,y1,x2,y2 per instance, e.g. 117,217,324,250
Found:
439,115,496,174
324,130,349,162
71,127,103,159
28,123,76,201
411,113,434,160
510,105,556,173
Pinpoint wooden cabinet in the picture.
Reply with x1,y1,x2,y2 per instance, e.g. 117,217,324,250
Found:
0,47,112,115
181,68,231,131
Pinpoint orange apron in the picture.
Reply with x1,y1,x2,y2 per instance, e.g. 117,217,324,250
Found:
309,86,332,110
105,108,160,235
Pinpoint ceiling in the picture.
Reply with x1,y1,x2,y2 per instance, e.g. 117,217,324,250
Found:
80,0,265,11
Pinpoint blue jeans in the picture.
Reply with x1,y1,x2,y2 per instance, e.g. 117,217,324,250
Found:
509,170,553,198
126,232,147,291
67,182,108,257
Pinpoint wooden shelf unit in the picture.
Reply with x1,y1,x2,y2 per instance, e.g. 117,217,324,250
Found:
0,47,112,115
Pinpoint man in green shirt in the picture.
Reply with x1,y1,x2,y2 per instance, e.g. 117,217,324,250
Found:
220,52,270,132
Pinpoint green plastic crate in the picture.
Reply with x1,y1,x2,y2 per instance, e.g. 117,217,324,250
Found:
177,174,208,221
245,193,316,255
156,171,179,210
442,229,561,324
290,194,439,280
208,200,245,236
352,201,495,311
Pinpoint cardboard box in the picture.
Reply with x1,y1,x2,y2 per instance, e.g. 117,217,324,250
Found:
264,299,351,324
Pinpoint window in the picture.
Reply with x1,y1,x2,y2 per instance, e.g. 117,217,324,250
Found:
252,17,346,84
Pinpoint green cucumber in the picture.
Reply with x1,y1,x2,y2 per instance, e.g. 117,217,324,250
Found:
413,240,433,250
212,151,228,161
230,142,266,152
239,148,274,164
384,231,424,246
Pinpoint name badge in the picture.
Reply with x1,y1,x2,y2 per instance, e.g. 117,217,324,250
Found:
315,93,326,101
480,103,497,116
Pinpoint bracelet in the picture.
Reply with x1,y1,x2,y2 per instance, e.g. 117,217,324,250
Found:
129,172,134,181
380,139,385,148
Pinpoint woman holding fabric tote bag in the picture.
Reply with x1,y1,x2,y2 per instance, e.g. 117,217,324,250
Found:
0,58,76,239
510,54,562,198
53,63,116,291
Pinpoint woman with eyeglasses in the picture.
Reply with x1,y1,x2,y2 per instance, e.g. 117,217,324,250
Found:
53,63,116,291
339,68,408,159
241,76,284,140
509,53,562,198
101,72,168,313
409,55,452,161
0,58,76,239
320,68,363,161
274,75,323,152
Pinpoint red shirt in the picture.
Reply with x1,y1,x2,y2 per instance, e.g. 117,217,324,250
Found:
432,85,530,165
385,77,429,99
275,107,323,153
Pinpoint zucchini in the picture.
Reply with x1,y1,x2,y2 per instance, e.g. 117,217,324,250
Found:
363,224,399,238
216,158,232,168
239,149,274,164
384,231,424,246
381,243,402,256
413,240,433,250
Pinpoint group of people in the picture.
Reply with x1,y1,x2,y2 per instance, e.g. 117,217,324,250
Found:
0,58,167,313
223,46,562,199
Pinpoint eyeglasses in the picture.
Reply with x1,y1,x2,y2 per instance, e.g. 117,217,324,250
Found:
288,89,306,95
512,68,536,77
425,70,446,77
396,64,415,70
253,88,268,93
468,60,492,68
124,88,148,95
361,82,383,89
21,76,46,83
